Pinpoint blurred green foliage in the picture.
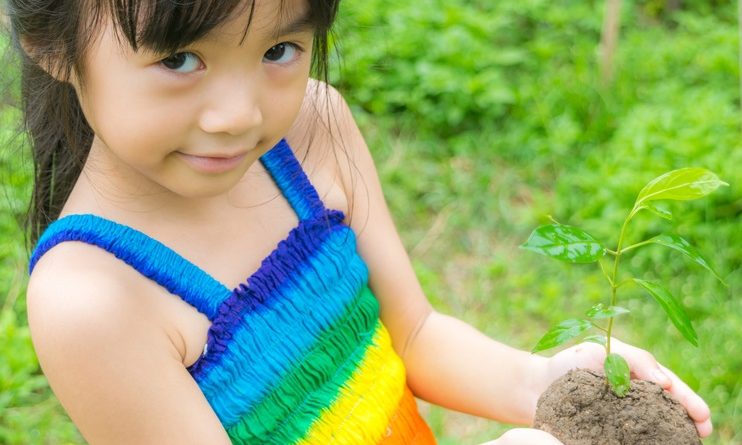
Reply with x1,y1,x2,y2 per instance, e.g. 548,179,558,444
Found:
1,104,82,442
331,0,740,442
0,0,740,443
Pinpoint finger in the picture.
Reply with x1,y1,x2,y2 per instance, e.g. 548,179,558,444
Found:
695,418,713,438
658,364,712,437
611,342,713,438
570,341,606,369
498,428,566,445
609,338,671,388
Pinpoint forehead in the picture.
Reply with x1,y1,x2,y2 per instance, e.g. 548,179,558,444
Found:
204,0,313,45
104,0,311,54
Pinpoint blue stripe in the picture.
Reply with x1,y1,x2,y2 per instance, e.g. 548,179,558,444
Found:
29,214,232,320
196,229,369,426
186,210,347,378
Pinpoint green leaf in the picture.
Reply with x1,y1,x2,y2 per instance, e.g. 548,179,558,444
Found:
583,334,607,346
633,279,698,346
586,303,630,320
641,202,673,220
521,224,606,263
605,353,631,397
532,319,593,353
635,168,728,206
646,234,726,285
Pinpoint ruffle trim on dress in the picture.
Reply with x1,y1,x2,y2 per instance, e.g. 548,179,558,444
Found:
188,209,355,379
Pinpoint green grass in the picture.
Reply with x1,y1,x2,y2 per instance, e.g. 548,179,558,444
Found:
1,0,741,443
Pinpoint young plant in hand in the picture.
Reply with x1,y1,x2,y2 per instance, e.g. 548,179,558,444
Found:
521,168,728,396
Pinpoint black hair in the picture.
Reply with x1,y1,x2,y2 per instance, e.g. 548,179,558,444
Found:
4,0,340,245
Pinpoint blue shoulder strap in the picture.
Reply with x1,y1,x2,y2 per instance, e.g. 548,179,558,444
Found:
28,214,233,321
27,139,325,320
259,139,326,221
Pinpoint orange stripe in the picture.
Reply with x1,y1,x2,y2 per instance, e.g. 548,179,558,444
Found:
377,385,437,444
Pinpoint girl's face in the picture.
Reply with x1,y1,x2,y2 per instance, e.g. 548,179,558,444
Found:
75,0,314,200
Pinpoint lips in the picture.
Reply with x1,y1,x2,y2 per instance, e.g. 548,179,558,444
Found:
177,151,249,174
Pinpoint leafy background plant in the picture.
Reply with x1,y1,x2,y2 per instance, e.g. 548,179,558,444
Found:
0,0,740,443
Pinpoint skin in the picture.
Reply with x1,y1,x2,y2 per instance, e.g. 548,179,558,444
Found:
25,0,712,443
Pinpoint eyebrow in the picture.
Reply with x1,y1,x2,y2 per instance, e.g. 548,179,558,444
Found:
274,8,315,36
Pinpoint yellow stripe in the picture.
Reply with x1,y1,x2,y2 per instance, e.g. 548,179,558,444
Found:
297,323,406,445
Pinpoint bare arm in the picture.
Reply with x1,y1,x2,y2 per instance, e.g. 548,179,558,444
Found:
316,84,545,423
26,244,232,445
320,84,712,433
291,83,714,439
403,311,547,424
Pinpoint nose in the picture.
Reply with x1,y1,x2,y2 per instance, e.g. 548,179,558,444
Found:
198,73,263,136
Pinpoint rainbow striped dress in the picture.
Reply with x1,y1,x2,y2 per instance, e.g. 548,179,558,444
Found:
29,139,437,444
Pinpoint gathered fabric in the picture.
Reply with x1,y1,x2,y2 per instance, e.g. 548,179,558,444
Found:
30,139,437,444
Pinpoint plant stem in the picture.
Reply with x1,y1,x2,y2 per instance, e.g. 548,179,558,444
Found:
605,206,638,355
619,239,653,254
591,322,609,333
598,259,615,287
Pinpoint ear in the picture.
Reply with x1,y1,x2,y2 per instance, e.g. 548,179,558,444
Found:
19,36,78,86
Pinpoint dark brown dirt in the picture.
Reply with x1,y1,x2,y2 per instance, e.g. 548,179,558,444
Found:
533,369,700,445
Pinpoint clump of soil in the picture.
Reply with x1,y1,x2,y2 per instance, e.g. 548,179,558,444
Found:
533,369,700,445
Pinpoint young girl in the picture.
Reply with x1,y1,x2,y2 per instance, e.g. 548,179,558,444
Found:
9,0,712,443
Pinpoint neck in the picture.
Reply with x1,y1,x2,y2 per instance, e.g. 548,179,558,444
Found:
61,137,265,224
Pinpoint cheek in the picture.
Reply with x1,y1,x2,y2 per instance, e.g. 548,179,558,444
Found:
263,74,311,132
82,79,194,161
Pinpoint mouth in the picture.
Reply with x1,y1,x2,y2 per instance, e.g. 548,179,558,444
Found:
177,151,250,174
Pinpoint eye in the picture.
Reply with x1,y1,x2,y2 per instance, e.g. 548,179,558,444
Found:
160,52,203,73
263,42,302,65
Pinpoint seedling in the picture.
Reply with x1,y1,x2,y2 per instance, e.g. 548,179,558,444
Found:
521,168,728,396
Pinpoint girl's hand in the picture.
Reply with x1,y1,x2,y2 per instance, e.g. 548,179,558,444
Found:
542,338,712,438
479,428,565,444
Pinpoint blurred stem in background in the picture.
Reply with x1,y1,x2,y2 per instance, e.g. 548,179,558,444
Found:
600,0,622,85
738,0,742,117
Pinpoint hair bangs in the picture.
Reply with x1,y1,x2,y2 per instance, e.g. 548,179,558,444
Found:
107,0,252,54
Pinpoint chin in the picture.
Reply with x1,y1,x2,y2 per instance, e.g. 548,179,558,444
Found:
167,176,242,200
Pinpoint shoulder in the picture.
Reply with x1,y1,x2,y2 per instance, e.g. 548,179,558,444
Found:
294,79,355,137
26,243,229,443
28,240,166,320
290,80,435,361
287,79,376,224
26,242,169,359
27,242,144,331
26,242,177,375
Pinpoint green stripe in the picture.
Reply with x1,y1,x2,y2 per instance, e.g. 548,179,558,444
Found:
226,286,380,444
